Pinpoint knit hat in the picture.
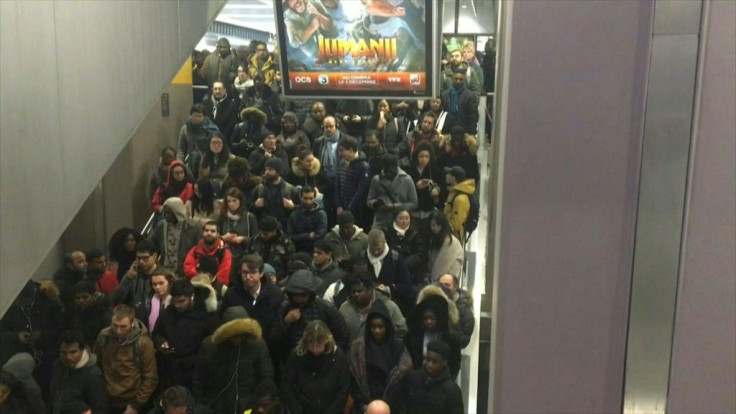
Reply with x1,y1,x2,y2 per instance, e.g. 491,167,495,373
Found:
426,339,450,360
265,157,285,176
444,166,466,182
263,263,277,275
337,210,355,226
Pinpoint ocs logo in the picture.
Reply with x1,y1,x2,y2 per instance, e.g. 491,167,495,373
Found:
317,74,329,85
294,76,312,84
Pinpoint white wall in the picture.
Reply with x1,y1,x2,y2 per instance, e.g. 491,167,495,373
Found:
0,0,225,315
667,1,736,412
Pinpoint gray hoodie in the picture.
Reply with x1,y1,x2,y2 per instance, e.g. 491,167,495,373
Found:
367,168,418,228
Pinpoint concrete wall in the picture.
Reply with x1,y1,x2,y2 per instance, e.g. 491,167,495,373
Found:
667,1,736,412
489,1,653,412
0,0,225,315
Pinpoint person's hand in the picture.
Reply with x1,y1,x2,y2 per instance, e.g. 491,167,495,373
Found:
127,262,139,278
336,206,344,215
160,342,175,354
255,197,265,208
416,179,429,190
376,284,390,294
284,308,301,324
123,405,138,414
222,232,235,243
283,198,295,209
382,201,394,210
351,115,362,122
430,187,440,197
309,232,316,240
234,235,247,244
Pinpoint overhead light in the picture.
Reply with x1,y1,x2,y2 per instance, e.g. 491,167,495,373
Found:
223,4,273,9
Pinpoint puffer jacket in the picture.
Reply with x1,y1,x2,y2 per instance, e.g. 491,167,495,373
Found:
247,230,296,276
454,288,475,348
287,202,328,253
193,307,273,414
367,168,418,229
93,319,158,410
50,349,109,414
385,366,463,414
443,178,476,244
382,224,426,279
64,292,112,348
335,152,371,213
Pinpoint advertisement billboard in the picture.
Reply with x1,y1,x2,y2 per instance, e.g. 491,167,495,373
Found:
274,0,437,99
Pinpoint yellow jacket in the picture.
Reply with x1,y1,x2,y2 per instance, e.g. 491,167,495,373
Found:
444,178,476,243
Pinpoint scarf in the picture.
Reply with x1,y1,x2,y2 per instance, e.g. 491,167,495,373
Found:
368,245,390,277
148,294,171,332
321,132,340,174
393,221,408,237
226,211,241,221
163,222,183,270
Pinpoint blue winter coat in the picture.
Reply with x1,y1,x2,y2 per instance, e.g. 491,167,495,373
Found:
287,203,328,253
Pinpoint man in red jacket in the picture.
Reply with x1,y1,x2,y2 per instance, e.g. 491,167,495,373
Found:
183,221,232,292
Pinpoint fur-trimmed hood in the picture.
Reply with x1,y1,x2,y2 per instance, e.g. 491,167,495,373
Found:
239,106,267,124
212,317,262,345
416,284,459,326
39,280,59,299
191,276,219,312
290,156,322,178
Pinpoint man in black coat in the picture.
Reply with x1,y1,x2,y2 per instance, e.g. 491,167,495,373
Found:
203,81,240,139
362,229,414,313
441,70,479,135
49,330,109,413
386,340,463,414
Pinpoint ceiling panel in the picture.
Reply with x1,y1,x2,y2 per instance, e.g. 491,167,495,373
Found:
216,0,276,34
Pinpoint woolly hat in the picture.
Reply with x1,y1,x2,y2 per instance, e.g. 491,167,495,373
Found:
444,166,466,182
265,157,285,176
263,263,277,275
337,210,355,226
426,339,450,360
260,216,279,232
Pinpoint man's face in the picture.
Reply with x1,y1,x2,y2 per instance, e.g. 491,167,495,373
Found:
212,82,226,99
445,173,457,186
172,295,193,313
163,206,178,224
190,112,205,125
339,224,356,239
313,248,330,267
423,350,446,377
241,264,263,290
450,51,463,64
350,283,373,307
301,191,316,208
381,164,398,180
112,317,133,341
323,117,337,136
421,115,435,133
290,292,311,307
364,135,380,149
68,252,87,274
313,104,326,121
162,151,176,167
256,44,268,60
453,73,466,89
338,146,355,161
369,241,386,257
261,230,277,241
60,342,84,368
439,275,457,296
430,98,442,112
203,224,219,245
217,42,230,58
88,255,107,276
136,251,158,273
74,292,95,309
264,167,280,182
263,136,276,151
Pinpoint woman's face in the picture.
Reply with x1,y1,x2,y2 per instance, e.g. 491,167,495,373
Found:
369,318,387,343
171,166,186,182
124,233,137,252
395,211,411,230
209,137,224,154
283,119,296,132
430,219,441,235
151,275,170,298
307,340,328,356
226,196,240,213
300,154,314,170
422,310,438,331
417,150,430,167
378,100,390,115
237,66,247,81
430,99,442,112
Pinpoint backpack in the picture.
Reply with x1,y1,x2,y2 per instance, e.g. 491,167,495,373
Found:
464,192,480,234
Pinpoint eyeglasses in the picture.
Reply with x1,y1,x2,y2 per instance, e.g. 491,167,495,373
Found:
257,48,267,52
136,255,152,261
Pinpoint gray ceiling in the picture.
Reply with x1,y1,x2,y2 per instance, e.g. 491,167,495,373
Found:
216,0,276,34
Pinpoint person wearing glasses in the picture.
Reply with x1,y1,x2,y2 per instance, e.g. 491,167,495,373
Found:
112,240,161,311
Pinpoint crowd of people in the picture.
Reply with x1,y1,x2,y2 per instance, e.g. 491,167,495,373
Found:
0,35,493,414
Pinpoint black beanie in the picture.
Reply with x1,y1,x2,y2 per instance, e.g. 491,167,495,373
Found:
265,157,285,176
426,339,450,360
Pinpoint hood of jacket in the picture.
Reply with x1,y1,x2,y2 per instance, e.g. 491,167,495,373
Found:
452,178,476,196
284,269,318,295
290,156,322,178
2,353,36,383
212,317,262,345
240,106,267,124
163,196,187,223
413,285,459,329
191,278,219,313
297,201,323,215
165,160,188,186
364,300,396,343
104,318,147,347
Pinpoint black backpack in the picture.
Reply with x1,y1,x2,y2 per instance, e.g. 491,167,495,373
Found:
464,192,480,235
